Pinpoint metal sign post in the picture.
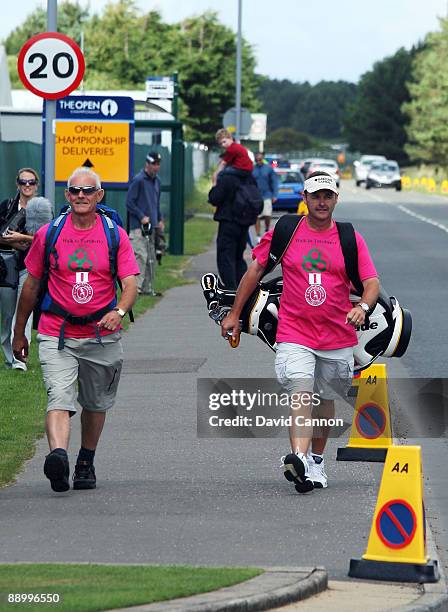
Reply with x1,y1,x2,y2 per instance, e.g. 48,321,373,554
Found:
45,0,57,205
18,4,85,204
235,0,242,142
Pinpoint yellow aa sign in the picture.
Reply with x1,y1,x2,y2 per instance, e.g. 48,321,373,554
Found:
337,364,392,462
349,445,439,582
363,446,426,564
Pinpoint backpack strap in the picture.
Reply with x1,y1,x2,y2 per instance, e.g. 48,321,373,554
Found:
99,213,134,323
335,221,364,296
262,214,305,278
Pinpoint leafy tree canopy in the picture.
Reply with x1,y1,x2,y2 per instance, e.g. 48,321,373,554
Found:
266,127,314,152
343,47,418,164
258,78,356,139
4,0,260,144
403,20,448,166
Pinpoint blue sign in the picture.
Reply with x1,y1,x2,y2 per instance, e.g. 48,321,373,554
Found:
56,95,134,120
376,500,416,549
355,402,386,439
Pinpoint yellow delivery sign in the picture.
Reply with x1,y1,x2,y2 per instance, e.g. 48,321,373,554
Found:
55,121,130,184
54,96,134,187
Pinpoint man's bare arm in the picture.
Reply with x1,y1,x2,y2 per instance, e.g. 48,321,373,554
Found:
12,273,40,360
220,260,266,339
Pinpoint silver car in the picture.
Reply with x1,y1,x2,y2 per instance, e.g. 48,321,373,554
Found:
366,160,402,191
354,155,386,186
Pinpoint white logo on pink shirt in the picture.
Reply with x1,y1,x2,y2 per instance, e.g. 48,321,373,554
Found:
305,272,326,306
72,271,94,304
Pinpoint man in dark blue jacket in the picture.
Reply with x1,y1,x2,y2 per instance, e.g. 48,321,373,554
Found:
252,152,278,242
126,152,164,296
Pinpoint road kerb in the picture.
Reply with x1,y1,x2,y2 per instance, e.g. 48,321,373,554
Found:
109,566,328,611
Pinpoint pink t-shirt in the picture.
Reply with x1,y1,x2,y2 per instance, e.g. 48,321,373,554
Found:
252,219,377,350
222,142,254,172
26,214,139,338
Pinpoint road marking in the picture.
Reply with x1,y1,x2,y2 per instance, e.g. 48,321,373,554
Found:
398,205,448,234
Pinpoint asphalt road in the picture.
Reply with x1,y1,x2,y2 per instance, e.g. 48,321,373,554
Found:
0,180,446,587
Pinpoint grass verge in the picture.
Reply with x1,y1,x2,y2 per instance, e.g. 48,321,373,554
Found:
0,216,216,487
0,564,262,611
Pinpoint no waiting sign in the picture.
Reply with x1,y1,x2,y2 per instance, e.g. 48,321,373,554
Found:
18,32,85,99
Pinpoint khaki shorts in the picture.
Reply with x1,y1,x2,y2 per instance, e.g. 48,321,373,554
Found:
259,198,273,218
275,342,354,400
38,333,123,414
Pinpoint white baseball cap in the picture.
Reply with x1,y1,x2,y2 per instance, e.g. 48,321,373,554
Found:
304,174,339,194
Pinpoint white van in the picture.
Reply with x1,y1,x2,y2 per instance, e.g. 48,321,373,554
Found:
354,155,387,186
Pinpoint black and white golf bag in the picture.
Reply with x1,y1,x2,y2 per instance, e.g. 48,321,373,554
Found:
201,272,412,373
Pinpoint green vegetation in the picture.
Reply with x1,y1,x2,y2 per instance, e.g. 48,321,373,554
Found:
266,128,315,153
404,19,448,167
0,564,262,611
4,0,260,145
258,78,357,139
343,47,418,164
0,216,216,487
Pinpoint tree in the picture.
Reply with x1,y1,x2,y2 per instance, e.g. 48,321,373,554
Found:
5,2,260,144
266,127,313,152
176,12,260,144
258,79,356,139
403,20,448,165
4,1,89,54
343,47,418,163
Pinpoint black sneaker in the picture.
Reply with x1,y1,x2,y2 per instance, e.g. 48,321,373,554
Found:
282,452,314,494
73,461,96,490
44,450,70,492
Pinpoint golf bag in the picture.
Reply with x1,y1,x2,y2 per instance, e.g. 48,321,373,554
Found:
200,215,412,372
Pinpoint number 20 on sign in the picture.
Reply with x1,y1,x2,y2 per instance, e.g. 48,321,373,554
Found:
18,32,85,100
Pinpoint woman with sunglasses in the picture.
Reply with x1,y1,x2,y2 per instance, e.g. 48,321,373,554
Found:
0,168,39,369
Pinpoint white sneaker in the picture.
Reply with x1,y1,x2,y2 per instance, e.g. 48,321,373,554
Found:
281,451,314,493
308,454,328,489
12,360,27,371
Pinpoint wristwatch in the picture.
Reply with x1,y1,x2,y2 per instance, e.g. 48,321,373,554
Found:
113,307,126,318
357,302,370,314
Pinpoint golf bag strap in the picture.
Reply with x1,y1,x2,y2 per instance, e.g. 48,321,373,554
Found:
335,221,364,296
262,214,304,279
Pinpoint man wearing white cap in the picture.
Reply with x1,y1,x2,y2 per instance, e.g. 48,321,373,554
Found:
221,171,379,493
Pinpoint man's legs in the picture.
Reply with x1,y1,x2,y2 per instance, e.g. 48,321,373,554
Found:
80,410,106,450
264,215,272,232
307,347,354,488
141,231,156,294
11,269,32,371
217,221,238,288
74,335,123,489
0,285,17,367
275,343,315,493
235,224,248,285
129,228,149,293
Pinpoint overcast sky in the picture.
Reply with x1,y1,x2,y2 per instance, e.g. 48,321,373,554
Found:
1,0,447,84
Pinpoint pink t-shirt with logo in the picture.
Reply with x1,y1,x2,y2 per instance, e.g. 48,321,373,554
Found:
26,214,139,338
252,219,377,350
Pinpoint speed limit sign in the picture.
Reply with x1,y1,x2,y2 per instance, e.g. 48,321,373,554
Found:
18,32,85,99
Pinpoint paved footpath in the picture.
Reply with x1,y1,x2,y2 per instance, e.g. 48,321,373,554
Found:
0,241,446,610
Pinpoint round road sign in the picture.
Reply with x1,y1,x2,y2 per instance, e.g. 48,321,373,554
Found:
376,499,417,549
18,32,85,99
355,402,386,439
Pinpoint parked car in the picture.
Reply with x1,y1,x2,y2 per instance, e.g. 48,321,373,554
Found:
366,160,402,191
300,158,319,177
273,168,305,211
265,154,289,168
306,158,341,187
354,155,386,186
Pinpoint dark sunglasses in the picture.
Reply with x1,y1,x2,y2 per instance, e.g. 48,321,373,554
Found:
18,179,38,186
68,185,99,196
